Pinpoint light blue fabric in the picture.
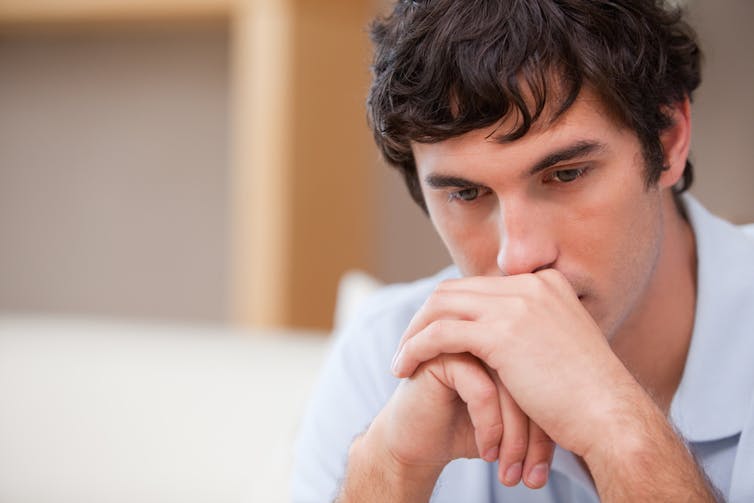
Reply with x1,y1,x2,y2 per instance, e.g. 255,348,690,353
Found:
291,195,754,502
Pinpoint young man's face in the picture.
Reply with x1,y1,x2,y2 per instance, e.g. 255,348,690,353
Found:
412,90,669,338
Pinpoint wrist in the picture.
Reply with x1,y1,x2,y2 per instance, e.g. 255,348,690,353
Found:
339,415,444,503
582,391,675,481
581,395,719,502
581,384,662,469
363,412,446,487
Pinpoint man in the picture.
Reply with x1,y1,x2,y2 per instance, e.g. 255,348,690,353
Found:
293,1,754,501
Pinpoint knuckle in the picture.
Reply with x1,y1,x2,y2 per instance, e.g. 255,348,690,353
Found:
472,379,498,403
414,358,433,375
426,285,454,312
436,352,463,375
481,342,504,367
434,279,457,295
483,422,504,441
505,436,529,460
530,434,555,453
425,319,446,338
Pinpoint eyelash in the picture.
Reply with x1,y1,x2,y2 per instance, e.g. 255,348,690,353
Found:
447,187,490,203
446,167,591,203
543,166,591,184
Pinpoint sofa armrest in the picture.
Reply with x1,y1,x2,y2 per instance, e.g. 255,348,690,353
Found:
0,317,330,503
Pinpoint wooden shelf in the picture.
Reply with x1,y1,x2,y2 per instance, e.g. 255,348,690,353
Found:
2,0,379,329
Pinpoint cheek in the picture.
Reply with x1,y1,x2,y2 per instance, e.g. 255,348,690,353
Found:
571,177,663,333
428,205,500,276
569,159,656,257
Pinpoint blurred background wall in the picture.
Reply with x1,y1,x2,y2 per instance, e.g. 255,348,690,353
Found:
688,0,754,224
0,21,230,322
0,0,751,330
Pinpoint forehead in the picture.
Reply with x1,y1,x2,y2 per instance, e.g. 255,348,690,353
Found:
412,89,627,172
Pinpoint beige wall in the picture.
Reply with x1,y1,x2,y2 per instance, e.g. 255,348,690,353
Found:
688,0,754,224
373,164,450,284
0,21,230,322
369,0,451,284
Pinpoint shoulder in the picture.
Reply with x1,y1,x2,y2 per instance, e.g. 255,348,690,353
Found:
672,195,754,444
684,194,754,270
741,223,754,239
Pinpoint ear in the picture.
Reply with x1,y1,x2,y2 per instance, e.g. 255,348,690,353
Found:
657,97,692,189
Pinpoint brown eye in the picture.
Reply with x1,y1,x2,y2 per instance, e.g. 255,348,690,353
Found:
552,168,585,183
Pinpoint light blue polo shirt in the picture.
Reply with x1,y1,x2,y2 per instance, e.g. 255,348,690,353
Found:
292,195,754,502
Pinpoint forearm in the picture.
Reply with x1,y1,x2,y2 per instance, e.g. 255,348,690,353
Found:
335,416,443,503
585,400,721,502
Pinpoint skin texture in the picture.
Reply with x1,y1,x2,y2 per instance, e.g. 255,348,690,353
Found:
337,91,718,501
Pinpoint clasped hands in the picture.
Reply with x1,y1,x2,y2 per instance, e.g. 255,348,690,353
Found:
383,269,640,489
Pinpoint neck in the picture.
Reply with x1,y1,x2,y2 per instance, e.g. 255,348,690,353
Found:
609,193,698,414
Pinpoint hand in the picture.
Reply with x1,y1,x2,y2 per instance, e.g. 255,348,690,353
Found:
370,352,555,489
391,269,646,462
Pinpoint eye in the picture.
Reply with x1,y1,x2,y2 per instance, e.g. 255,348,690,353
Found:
547,167,588,183
448,187,481,202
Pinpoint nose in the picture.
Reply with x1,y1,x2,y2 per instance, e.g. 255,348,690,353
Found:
496,201,558,276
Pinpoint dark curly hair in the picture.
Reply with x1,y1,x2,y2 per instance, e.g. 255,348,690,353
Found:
367,0,702,211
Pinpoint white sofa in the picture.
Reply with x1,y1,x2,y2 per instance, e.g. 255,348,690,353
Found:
0,317,330,503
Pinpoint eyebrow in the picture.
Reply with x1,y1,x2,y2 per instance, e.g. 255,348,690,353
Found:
527,140,606,176
424,174,481,189
423,139,607,189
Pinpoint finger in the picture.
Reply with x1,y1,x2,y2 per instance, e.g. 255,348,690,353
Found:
443,270,574,298
428,275,541,296
438,354,504,461
400,292,482,345
490,373,529,487
522,421,555,489
393,319,499,378
393,273,577,369
396,288,491,357
395,275,545,357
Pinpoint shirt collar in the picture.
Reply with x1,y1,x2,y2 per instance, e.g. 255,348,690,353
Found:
669,194,754,442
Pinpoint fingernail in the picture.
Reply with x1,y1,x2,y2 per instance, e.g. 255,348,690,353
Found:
527,462,549,487
484,446,499,462
504,462,522,485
